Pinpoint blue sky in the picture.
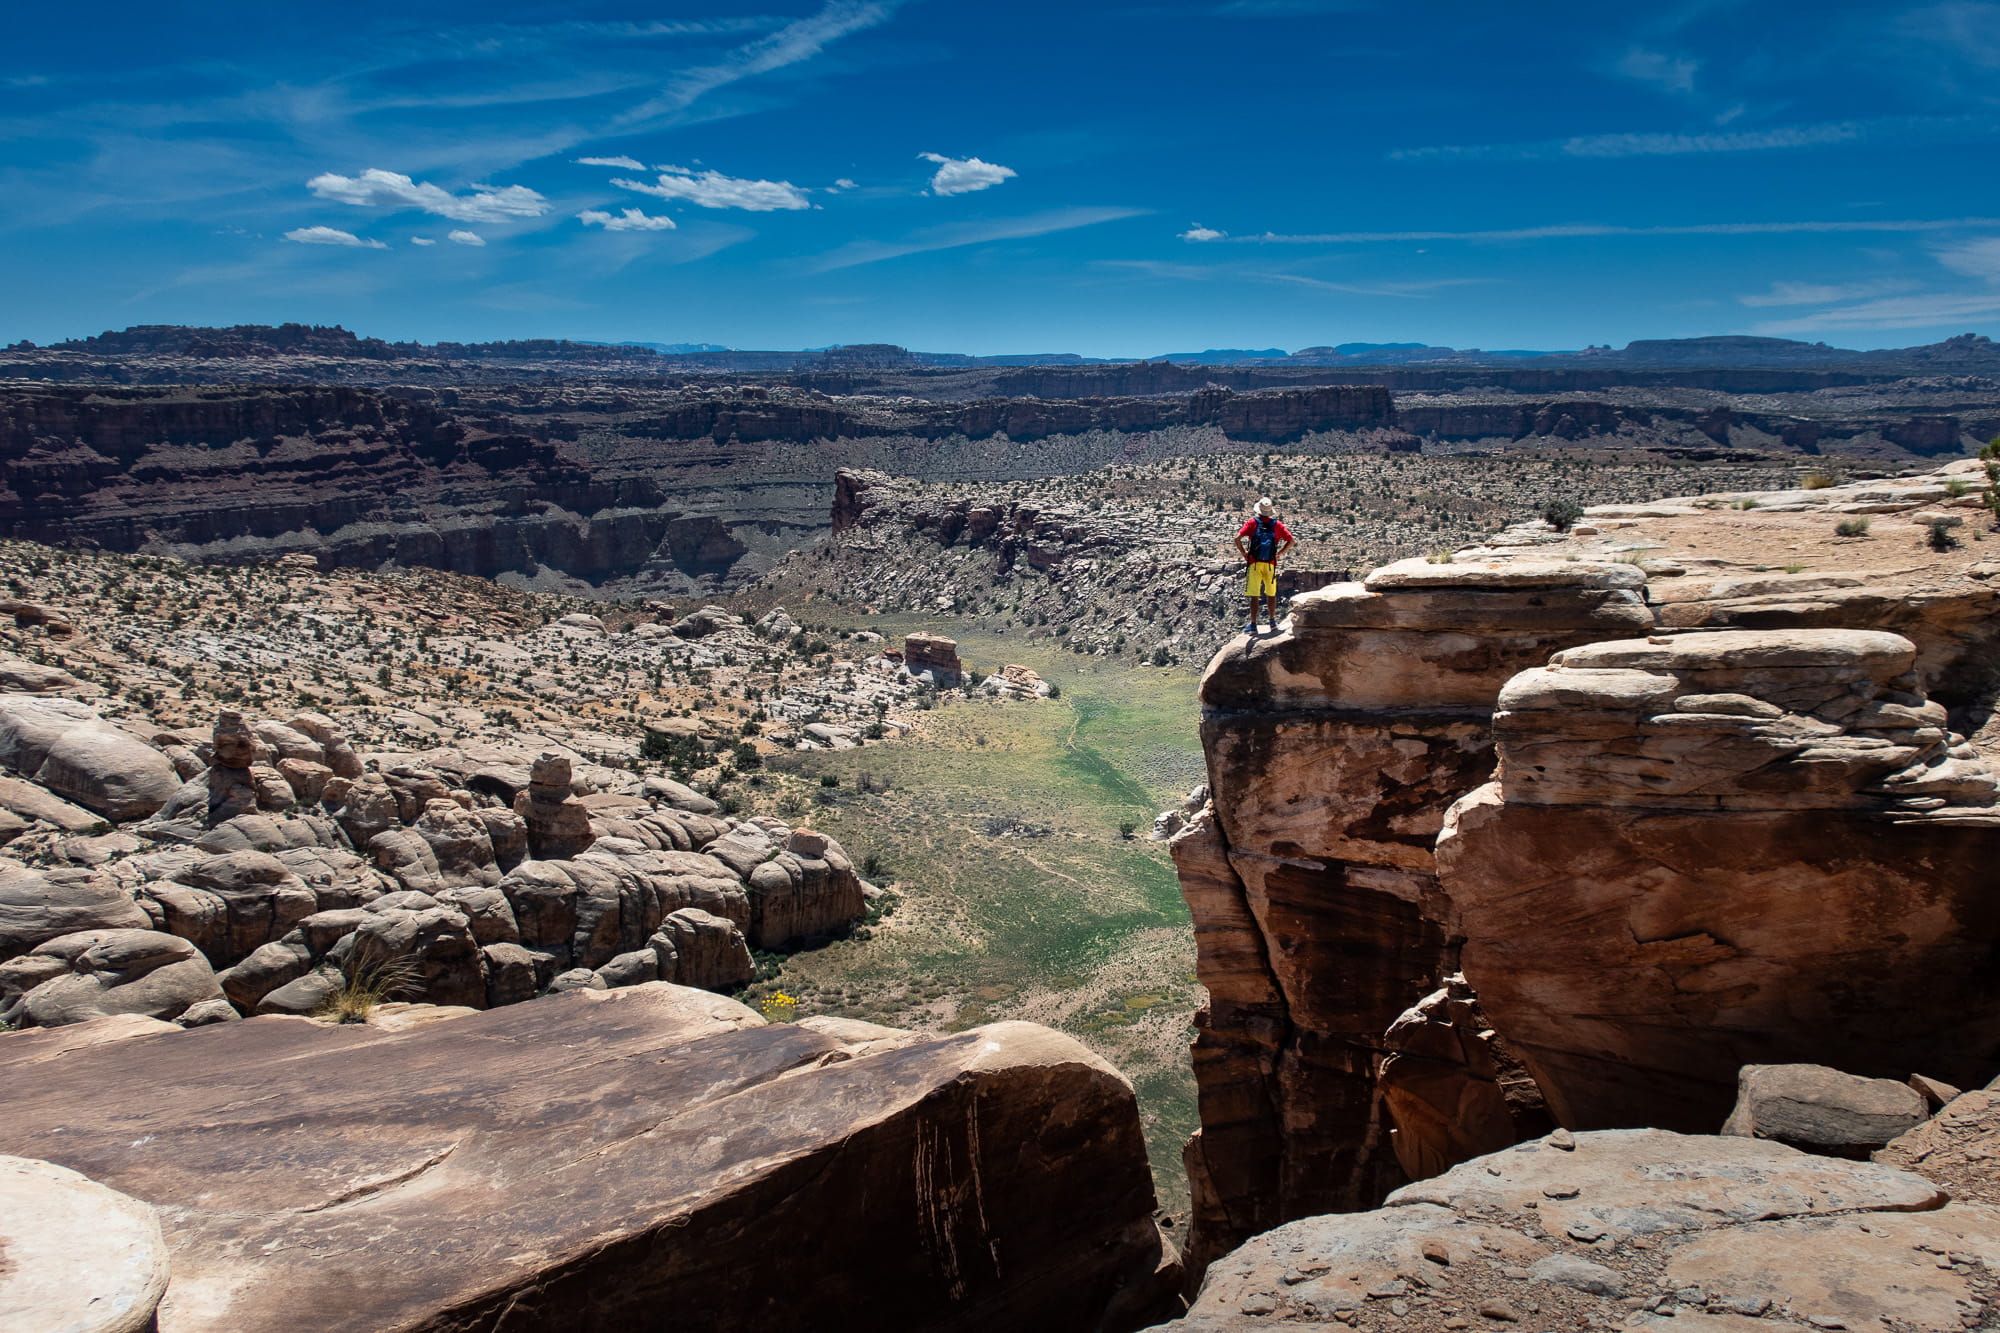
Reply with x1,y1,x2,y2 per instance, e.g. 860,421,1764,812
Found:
6,0,2000,355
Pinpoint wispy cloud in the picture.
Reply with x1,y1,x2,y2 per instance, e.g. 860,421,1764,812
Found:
578,207,678,232
1615,47,1699,95
1197,217,2000,244
805,206,1148,271
283,225,386,248
1745,231,2000,333
308,168,548,222
1737,279,1917,307
1393,119,1875,161
1751,290,2000,334
1103,258,1480,298
410,236,436,246
611,1,900,130
576,155,647,171
612,165,812,211
919,153,1017,196
1213,0,1363,13
447,229,486,246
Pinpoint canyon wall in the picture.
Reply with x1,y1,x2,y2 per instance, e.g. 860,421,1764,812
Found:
1172,466,2000,1275
0,383,1395,594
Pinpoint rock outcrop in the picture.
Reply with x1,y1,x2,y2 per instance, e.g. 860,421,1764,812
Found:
1172,558,1654,1267
0,986,1181,1333
1173,462,2000,1272
1160,1128,2000,1333
1436,628,1999,1135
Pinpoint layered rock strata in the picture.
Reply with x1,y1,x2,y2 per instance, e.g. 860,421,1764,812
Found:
1172,558,1654,1268
0,986,1182,1333
1174,513,2000,1272
1436,628,2000,1133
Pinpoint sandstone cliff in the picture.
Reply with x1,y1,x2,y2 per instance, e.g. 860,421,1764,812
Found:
1171,458,2000,1273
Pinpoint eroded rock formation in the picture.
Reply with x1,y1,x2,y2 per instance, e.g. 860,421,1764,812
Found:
1173,458,2000,1273
0,986,1182,1332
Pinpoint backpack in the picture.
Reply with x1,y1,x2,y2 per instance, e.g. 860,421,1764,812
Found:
1249,516,1278,562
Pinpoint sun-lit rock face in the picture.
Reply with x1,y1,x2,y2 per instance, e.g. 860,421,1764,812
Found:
1173,462,2000,1277
1437,627,2000,1136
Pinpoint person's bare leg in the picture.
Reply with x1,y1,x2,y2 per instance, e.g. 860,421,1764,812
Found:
1263,593,1280,627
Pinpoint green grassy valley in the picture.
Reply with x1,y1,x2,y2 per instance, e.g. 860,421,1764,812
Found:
737,620,1208,1215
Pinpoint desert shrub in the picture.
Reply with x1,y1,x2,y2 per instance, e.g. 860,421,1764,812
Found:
640,729,706,774
1800,462,1848,489
1425,548,1454,564
730,741,760,769
1947,478,1971,498
315,954,420,1024
820,773,839,788
1834,517,1872,538
1541,499,1585,531
1731,497,1761,510
1928,520,1962,551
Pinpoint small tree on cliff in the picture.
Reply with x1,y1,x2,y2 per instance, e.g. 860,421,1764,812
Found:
1983,437,2000,528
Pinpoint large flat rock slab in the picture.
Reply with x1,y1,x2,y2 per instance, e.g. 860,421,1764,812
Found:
0,984,1177,1333
1156,1129,1994,1333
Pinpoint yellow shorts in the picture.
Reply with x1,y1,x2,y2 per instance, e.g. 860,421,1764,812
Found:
1245,562,1276,597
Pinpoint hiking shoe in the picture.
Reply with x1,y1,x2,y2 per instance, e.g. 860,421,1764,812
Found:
1243,623,1258,635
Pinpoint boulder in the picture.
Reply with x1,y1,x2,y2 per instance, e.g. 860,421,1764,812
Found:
638,773,720,815
32,724,180,822
0,773,104,832
902,632,964,683
1722,1064,1930,1158
347,906,487,1009
741,827,866,948
7,929,224,1028
148,851,317,967
651,906,753,990
513,752,595,860
1377,974,1550,1182
0,860,150,961
0,1154,170,1333
0,992,1178,1333
1162,1129,1988,1333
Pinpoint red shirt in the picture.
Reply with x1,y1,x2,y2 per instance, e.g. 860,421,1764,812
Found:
1237,516,1293,557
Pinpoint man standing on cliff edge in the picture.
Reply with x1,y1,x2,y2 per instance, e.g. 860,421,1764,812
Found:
1234,497,1294,636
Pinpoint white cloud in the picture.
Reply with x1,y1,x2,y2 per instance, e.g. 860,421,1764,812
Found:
410,236,437,246
307,168,549,222
578,207,679,231
804,206,1147,272
613,1,899,130
1937,234,2000,279
1197,217,2000,244
612,166,811,210
1752,290,2000,334
1745,234,2000,332
829,177,858,191
1390,117,1899,162
448,230,486,246
1616,47,1699,95
1181,226,1228,242
919,152,1017,196
1738,279,1915,307
577,155,647,170
282,226,386,248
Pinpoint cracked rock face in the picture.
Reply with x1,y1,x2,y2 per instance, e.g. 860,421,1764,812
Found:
0,987,1181,1333
1161,1128,2000,1333
1437,628,2000,1134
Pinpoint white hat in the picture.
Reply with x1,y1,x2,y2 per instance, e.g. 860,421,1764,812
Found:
1255,497,1274,514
